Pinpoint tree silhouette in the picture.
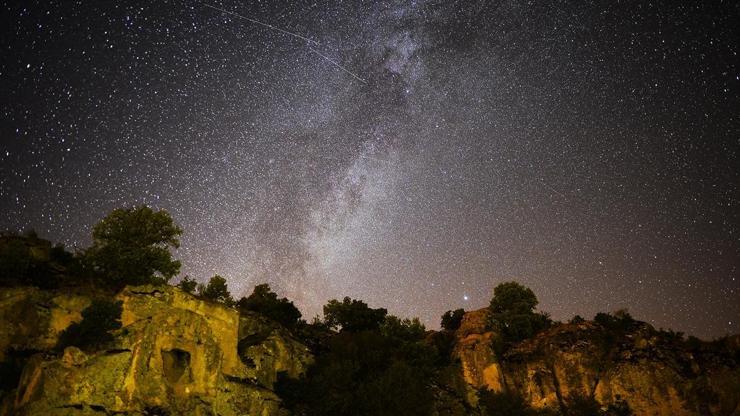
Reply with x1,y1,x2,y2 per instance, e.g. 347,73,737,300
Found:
84,206,182,286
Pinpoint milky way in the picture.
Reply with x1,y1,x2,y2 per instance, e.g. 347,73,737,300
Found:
1,0,738,337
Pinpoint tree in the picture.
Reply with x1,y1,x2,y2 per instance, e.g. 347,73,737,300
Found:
490,282,539,315
381,315,426,342
569,315,586,324
84,206,182,286
488,282,551,350
177,275,198,294
441,308,465,331
275,330,436,416
236,283,302,328
323,297,388,332
198,275,234,306
57,298,123,352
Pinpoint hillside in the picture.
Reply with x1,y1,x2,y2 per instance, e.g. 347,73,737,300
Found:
0,283,738,415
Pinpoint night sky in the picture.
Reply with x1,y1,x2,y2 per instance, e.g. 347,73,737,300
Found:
1,0,738,338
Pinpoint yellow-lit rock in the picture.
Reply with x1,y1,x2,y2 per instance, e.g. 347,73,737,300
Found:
453,310,740,416
2,285,312,415
0,287,90,360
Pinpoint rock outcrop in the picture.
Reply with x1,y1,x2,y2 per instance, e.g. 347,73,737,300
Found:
453,308,740,416
3,287,738,416
0,285,312,416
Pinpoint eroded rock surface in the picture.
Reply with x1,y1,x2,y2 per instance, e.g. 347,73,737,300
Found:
452,308,740,416
0,285,312,416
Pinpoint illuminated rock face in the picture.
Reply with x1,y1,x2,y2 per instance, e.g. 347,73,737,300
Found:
453,308,740,416
0,287,90,361
0,285,312,416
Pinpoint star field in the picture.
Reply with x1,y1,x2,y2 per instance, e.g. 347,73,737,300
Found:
1,0,738,337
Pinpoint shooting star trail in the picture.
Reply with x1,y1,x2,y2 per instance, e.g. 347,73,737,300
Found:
309,48,367,84
199,2,367,84
200,2,318,45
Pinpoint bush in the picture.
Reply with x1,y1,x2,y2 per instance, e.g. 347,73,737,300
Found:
198,275,234,306
323,297,388,332
569,315,586,324
83,206,182,287
381,315,426,342
594,309,636,331
488,282,551,351
275,329,436,416
177,275,198,294
441,308,465,331
57,298,123,352
236,283,301,328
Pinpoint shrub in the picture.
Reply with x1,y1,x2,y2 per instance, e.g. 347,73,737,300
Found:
381,315,426,342
594,309,636,332
275,329,436,416
323,297,388,332
198,275,234,306
57,298,123,352
177,275,198,294
441,308,465,331
569,315,586,324
488,282,551,351
236,283,301,328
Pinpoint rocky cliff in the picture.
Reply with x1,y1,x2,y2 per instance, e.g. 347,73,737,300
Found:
0,285,312,415
2,287,739,416
453,308,740,416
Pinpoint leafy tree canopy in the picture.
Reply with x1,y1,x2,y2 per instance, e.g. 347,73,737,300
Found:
177,275,198,294
236,283,302,328
276,329,436,416
84,206,182,286
490,281,538,315
488,282,551,350
198,275,234,306
323,297,388,332
380,315,426,342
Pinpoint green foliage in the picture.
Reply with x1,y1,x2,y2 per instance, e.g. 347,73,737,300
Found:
569,315,586,324
236,283,301,328
84,206,182,287
441,308,465,331
488,282,551,352
198,275,234,306
323,297,388,332
176,275,198,294
277,297,439,415
276,329,437,416
593,309,636,332
490,282,539,315
380,315,426,342
57,298,123,352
